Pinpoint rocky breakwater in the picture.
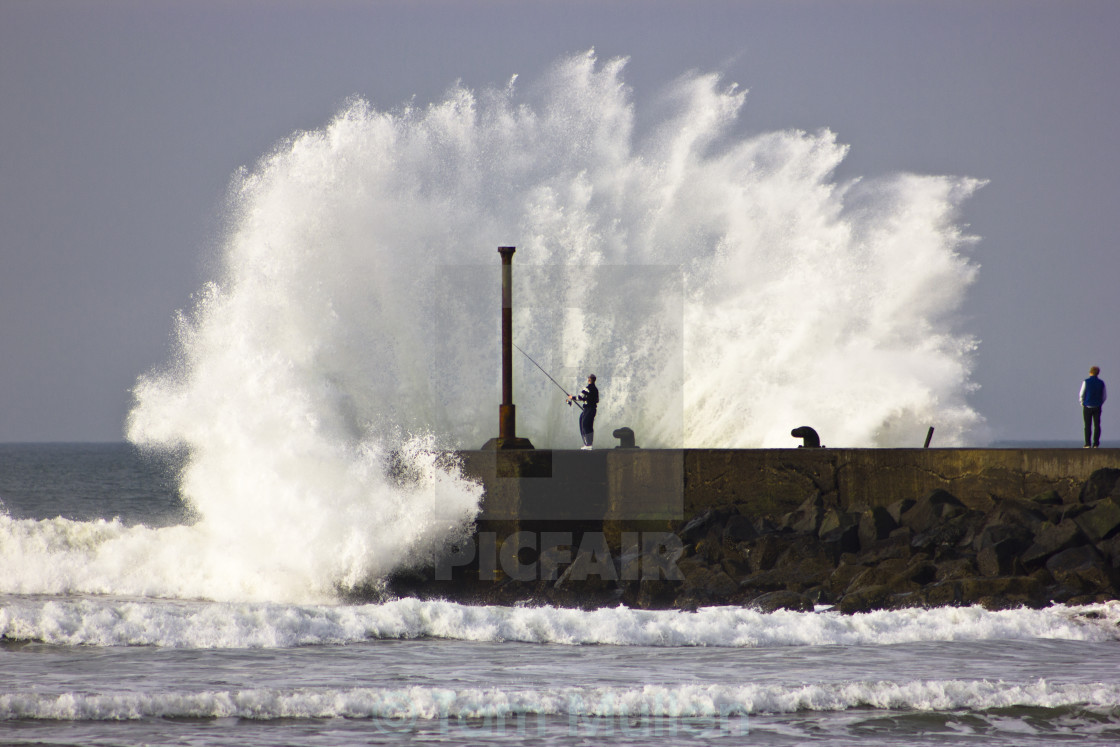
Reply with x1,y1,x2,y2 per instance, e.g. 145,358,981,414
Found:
677,467,1120,613
383,453,1120,613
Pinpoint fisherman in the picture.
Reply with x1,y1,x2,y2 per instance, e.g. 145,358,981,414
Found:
568,374,599,450
1080,366,1107,448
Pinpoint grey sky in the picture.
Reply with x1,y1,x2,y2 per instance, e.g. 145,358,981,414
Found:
1,0,1117,443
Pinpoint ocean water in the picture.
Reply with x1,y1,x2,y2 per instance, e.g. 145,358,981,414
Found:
2,443,1120,746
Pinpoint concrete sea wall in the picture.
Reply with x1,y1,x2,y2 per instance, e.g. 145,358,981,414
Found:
387,448,1120,612
458,448,1120,526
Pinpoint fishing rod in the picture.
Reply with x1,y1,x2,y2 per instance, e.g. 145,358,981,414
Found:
514,343,584,411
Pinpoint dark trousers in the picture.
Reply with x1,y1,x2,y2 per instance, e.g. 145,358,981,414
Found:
1083,406,1102,446
579,408,596,446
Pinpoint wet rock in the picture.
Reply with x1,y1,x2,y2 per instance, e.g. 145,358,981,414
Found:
678,508,729,546
741,539,833,593
554,546,619,591
695,529,724,564
1020,520,1084,566
858,506,898,548
744,536,836,592
846,556,935,597
886,498,916,524
720,555,749,582
935,557,979,582
629,579,678,609
825,562,870,598
920,580,963,607
1074,498,1120,543
676,557,740,599
982,500,1047,534
748,590,815,612
900,490,967,534
977,538,1024,577
838,584,894,613
860,532,913,563
911,513,981,558
1095,534,1120,568
959,576,1046,609
1046,546,1117,592
722,514,758,543
1029,489,1065,507
818,509,861,553
1079,468,1120,503
704,569,741,598
845,558,909,593
973,522,1034,554
743,533,786,573
783,492,827,534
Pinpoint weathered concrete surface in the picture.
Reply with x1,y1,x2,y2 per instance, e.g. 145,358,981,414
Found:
458,448,1120,526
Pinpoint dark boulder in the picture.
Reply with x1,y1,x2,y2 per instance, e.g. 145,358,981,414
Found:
742,536,836,592
1079,468,1120,503
1045,545,1117,593
982,500,1047,534
860,531,914,563
782,492,827,534
1029,489,1065,507
900,490,967,534
825,562,870,598
818,508,861,553
838,584,896,613
911,512,982,558
920,580,963,607
935,557,979,582
959,575,1047,609
886,498,916,524
723,514,758,543
1074,498,1120,543
677,557,740,599
845,556,935,597
1020,520,1084,566
978,538,1025,577
743,533,787,573
748,590,815,612
972,523,1035,555
858,506,898,548
772,535,837,584
1095,534,1120,568
678,508,730,546
695,528,724,564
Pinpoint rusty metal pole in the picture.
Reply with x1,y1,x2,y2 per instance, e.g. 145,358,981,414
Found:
480,246,534,450
498,246,517,440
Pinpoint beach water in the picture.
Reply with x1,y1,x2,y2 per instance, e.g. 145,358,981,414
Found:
2,443,1120,746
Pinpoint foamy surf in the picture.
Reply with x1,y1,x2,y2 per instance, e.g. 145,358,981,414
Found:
0,439,481,605
2,597,1117,649
2,680,1118,721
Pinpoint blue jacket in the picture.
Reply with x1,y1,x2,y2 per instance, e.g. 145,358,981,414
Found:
1080,375,1107,408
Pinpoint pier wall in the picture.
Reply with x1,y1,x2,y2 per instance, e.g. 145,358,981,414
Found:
457,448,1120,530
410,449,1120,610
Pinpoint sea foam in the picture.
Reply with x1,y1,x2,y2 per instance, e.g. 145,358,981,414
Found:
2,679,1118,722
2,597,1117,649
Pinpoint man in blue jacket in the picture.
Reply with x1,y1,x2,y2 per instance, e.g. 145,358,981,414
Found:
1079,366,1107,448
